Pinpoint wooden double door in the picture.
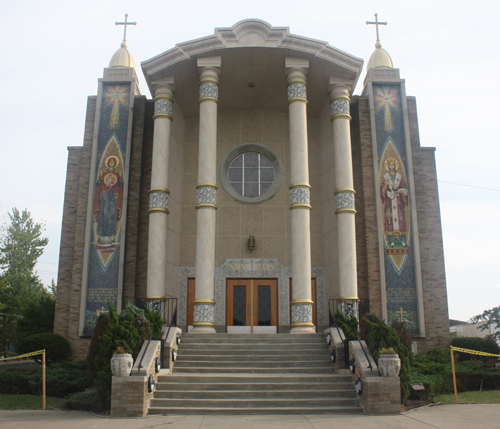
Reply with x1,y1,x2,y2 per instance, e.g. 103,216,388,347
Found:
226,279,278,331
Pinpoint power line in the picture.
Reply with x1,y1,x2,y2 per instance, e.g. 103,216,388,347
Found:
438,180,500,192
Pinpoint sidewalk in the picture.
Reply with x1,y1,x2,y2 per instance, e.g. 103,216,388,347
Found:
1,405,499,429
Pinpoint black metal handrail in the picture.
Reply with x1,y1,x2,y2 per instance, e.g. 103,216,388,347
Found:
136,297,177,326
328,298,370,322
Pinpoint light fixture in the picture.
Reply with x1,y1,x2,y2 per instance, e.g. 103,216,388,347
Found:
247,235,255,250
176,333,181,345
155,357,161,373
172,349,177,362
355,378,363,395
326,334,331,345
248,82,255,88
330,349,336,362
148,375,156,393
349,357,356,373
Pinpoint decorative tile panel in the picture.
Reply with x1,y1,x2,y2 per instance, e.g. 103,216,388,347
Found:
193,303,214,323
291,304,313,323
154,98,172,116
290,187,310,205
149,191,168,210
339,301,358,319
199,82,218,100
197,187,217,205
331,98,350,116
287,83,307,101
335,192,355,211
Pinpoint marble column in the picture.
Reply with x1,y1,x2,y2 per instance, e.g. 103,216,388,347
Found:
147,83,174,299
192,60,220,333
330,84,359,318
286,59,315,334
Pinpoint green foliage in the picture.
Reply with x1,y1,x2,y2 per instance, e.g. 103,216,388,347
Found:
16,333,71,365
471,306,500,342
334,309,358,339
94,303,143,407
411,346,500,399
435,390,500,405
391,319,414,366
144,306,164,337
64,389,104,412
0,314,22,353
451,336,500,362
86,313,110,382
359,313,381,348
363,317,411,403
17,291,55,337
0,361,90,397
0,208,49,313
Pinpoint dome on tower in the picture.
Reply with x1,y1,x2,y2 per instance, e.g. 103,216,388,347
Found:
109,41,136,69
367,41,393,69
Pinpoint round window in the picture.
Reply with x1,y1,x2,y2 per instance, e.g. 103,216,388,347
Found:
219,144,284,204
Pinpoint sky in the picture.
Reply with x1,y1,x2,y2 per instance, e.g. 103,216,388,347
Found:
0,0,499,322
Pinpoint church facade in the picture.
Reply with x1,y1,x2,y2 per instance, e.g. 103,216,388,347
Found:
54,20,450,360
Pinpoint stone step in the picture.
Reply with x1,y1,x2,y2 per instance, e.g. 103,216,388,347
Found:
179,343,328,351
153,389,356,399
182,333,325,339
176,354,330,361
157,374,352,383
177,349,326,356
148,406,363,415
156,381,354,391
174,360,332,368
181,336,326,344
150,397,359,408
172,367,335,374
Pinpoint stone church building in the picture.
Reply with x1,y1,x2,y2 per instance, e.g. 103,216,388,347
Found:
54,19,450,360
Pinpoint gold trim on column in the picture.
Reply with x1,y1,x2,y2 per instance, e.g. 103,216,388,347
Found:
192,321,216,327
287,79,307,86
195,204,218,210
335,208,357,215
199,98,219,105
334,188,355,195
199,78,219,86
149,187,170,195
287,98,308,105
330,113,352,121
146,295,167,299
153,113,174,121
289,183,311,190
148,207,169,214
338,296,359,300
193,299,216,305
290,299,314,305
330,94,350,103
154,95,174,103
196,183,218,190
290,322,315,328
289,203,312,210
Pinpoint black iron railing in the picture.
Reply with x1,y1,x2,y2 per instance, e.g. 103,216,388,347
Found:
328,299,370,324
136,297,177,326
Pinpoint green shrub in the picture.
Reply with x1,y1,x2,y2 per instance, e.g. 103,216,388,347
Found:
0,361,91,397
16,333,71,365
144,306,163,337
334,309,358,339
363,318,411,403
86,313,110,382
359,313,380,347
64,389,104,412
451,337,500,362
391,319,414,366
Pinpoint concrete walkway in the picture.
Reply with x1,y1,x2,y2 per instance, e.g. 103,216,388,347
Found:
1,405,499,429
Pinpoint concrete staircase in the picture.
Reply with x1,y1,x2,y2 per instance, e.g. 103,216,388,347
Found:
149,333,363,415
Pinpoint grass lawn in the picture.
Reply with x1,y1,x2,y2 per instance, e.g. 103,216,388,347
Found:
0,394,65,410
435,390,500,405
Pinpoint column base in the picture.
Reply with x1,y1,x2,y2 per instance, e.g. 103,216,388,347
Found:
290,326,316,334
191,325,216,334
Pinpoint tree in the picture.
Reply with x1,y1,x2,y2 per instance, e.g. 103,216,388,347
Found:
0,208,49,313
471,306,500,342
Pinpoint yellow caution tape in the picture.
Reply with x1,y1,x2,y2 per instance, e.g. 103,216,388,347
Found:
0,349,45,362
451,346,500,357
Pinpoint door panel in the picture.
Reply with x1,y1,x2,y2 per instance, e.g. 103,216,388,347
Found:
226,279,278,331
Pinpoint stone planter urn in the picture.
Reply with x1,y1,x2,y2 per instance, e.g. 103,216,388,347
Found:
111,353,134,377
378,354,401,377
